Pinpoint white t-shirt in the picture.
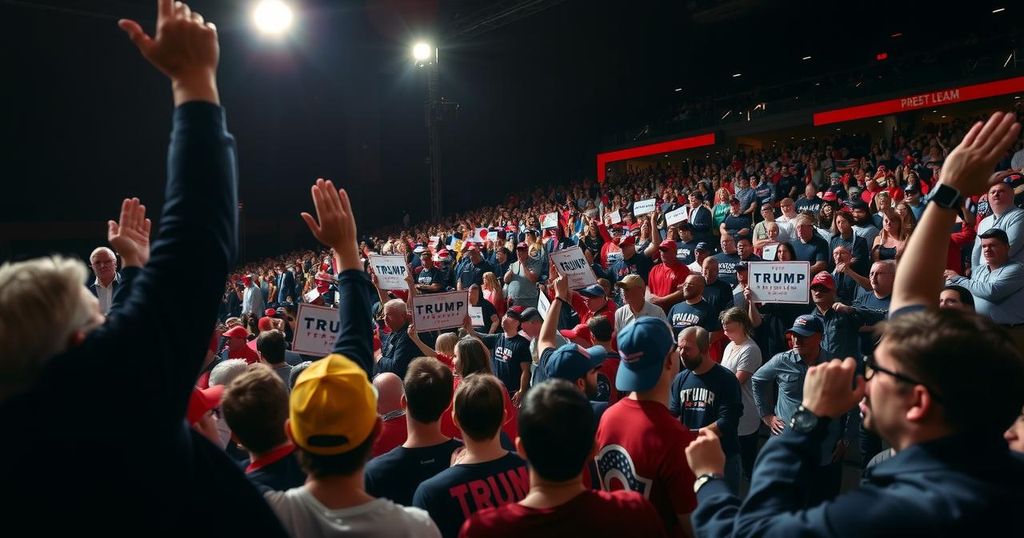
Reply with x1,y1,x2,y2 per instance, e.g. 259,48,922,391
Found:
720,339,763,436
265,487,440,538
614,301,670,333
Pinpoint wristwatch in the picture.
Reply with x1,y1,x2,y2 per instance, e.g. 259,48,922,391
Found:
928,183,963,210
790,405,831,433
693,472,724,494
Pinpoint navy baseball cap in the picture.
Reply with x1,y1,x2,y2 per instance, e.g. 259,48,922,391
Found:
545,343,608,381
616,317,674,392
695,242,710,252
578,284,605,298
787,314,824,337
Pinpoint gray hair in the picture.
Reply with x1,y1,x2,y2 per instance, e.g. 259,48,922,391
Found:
209,359,250,387
0,256,96,399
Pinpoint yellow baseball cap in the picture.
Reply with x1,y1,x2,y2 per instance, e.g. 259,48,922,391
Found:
289,354,378,455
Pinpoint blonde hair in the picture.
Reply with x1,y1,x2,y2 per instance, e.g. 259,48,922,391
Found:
482,272,500,291
0,256,96,398
435,332,458,357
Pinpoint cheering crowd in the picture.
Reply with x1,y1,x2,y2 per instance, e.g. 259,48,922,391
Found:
3,2,1024,537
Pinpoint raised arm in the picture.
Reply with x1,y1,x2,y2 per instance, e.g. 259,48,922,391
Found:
301,178,375,376
105,1,233,419
537,268,568,353
892,112,1021,312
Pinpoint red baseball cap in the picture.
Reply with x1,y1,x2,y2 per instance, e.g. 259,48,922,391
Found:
223,325,249,339
264,308,277,317
559,323,593,344
257,316,275,332
516,242,528,250
821,191,837,202
658,239,676,252
187,385,224,425
618,235,636,248
811,271,836,291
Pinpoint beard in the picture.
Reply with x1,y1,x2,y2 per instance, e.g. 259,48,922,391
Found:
681,354,702,371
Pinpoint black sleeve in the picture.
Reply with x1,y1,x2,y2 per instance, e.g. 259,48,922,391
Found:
331,269,377,377
109,267,141,314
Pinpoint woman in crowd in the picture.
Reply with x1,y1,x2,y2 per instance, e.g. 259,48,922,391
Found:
482,272,507,318
720,307,763,482
872,210,908,261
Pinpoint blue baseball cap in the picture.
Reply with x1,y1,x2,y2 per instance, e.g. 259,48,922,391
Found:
695,242,711,252
787,314,824,337
578,284,605,298
545,343,608,381
616,317,675,392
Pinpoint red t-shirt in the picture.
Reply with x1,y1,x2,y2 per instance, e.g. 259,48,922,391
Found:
226,344,260,365
459,489,667,538
372,414,408,457
595,399,698,538
646,262,690,310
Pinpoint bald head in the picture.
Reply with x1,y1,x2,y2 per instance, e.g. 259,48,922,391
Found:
374,372,404,415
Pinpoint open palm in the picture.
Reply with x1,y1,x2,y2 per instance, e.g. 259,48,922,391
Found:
107,197,152,267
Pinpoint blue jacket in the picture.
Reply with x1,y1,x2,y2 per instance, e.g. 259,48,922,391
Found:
693,427,1024,536
0,103,287,534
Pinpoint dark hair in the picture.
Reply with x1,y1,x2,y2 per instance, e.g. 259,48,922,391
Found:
455,338,491,378
256,330,286,365
519,380,597,482
775,241,797,261
941,285,975,308
978,228,1010,246
587,315,613,342
221,365,289,454
875,309,1024,434
404,357,454,423
453,374,505,442
296,423,379,478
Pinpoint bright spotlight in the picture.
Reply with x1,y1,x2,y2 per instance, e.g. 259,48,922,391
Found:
413,42,433,62
253,0,293,35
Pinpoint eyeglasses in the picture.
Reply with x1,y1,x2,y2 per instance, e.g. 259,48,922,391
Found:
90,260,116,268
865,355,943,402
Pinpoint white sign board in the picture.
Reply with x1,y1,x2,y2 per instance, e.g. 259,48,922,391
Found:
412,290,470,332
368,255,409,291
468,306,484,326
541,212,559,229
486,230,498,242
761,242,779,262
665,206,689,226
428,236,439,249
609,210,622,224
550,246,598,290
293,303,340,357
634,198,657,216
747,261,810,304
303,288,321,303
536,286,551,320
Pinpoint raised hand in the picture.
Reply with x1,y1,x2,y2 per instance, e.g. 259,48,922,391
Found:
801,357,866,419
684,429,726,477
118,0,219,105
107,197,152,268
301,178,361,271
551,267,569,301
941,112,1021,196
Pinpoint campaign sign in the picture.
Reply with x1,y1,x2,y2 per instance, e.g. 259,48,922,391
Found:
550,246,598,290
303,288,321,303
468,306,484,326
428,236,439,249
368,255,409,291
748,261,810,304
633,198,657,216
609,210,622,224
536,285,551,320
761,242,779,262
541,212,559,229
665,206,689,226
293,303,340,356
413,290,469,331
487,230,498,242
468,227,489,243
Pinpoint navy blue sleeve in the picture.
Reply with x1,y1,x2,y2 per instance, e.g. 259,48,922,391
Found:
85,103,237,429
714,367,742,440
691,207,712,234
668,374,682,417
331,269,376,377
109,267,141,313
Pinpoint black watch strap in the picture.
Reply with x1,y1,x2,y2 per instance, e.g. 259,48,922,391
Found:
928,183,963,210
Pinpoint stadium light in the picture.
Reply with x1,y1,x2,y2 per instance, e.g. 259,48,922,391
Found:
413,42,433,62
253,0,293,35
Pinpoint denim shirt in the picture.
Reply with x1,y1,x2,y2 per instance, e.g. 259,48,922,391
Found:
751,348,844,464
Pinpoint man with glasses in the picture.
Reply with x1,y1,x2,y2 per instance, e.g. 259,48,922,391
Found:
684,112,1024,536
88,247,121,314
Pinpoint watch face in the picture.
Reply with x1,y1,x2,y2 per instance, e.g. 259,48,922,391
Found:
931,184,960,208
792,410,817,432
